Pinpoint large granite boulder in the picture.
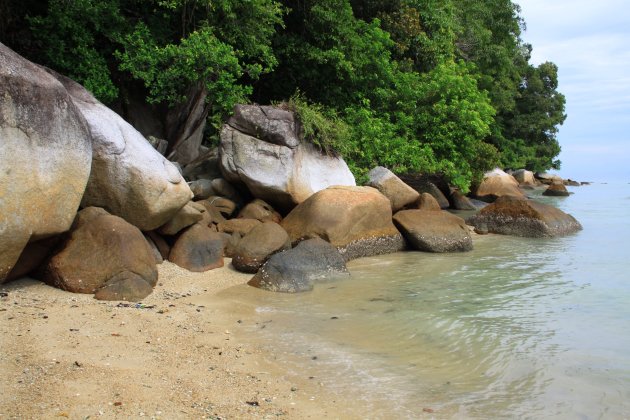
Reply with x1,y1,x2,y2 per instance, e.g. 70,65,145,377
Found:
232,222,291,273
367,166,419,211
475,168,526,202
168,224,224,272
219,105,356,212
512,169,537,186
49,70,193,231
248,238,348,293
393,210,473,252
281,186,405,260
40,207,157,300
466,195,582,237
0,43,93,283
543,183,570,197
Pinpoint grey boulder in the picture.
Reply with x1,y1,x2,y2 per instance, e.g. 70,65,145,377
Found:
248,238,349,293
50,70,193,231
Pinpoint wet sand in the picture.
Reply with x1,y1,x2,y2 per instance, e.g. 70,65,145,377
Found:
0,260,360,419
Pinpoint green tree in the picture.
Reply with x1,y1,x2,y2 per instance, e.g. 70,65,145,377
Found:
503,61,566,170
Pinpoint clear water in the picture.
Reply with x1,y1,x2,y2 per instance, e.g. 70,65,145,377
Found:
220,184,630,419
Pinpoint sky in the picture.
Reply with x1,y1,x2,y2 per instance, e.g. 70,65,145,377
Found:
516,0,630,181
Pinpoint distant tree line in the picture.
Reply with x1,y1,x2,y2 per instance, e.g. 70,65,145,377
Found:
0,0,566,190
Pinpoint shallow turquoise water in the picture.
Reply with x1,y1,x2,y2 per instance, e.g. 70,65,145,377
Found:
221,183,630,419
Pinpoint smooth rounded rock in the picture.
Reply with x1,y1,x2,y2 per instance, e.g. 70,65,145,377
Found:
168,224,224,272
248,238,348,293
232,222,291,273
41,207,158,294
281,186,405,260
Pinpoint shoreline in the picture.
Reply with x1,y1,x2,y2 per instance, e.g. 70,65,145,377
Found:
0,260,358,419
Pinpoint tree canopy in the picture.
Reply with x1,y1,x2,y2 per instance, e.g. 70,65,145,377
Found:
0,0,566,191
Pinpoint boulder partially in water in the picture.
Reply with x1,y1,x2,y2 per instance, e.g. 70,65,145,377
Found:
281,186,405,260
466,196,582,237
393,210,473,252
543,183,570,197
248,238,348,293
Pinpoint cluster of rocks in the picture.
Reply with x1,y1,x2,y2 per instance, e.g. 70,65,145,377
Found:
0,42,583,300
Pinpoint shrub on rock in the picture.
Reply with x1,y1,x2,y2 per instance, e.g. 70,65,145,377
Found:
281,186,405,260
219,104,356,212
40,207,158,300
466,195,582,237
248,238,348,293
393,210,473,252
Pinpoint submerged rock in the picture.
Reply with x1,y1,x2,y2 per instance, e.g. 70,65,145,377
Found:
466,195,582,237
248,238,348,293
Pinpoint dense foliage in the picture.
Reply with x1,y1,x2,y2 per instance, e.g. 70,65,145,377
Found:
1,0,566,191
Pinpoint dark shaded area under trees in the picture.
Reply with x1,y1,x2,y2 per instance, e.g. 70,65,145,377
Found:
0,0,566,191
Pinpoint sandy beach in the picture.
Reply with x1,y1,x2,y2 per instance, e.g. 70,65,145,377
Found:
0,260,359,419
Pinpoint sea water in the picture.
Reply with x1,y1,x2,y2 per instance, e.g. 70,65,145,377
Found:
219,183,630,419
